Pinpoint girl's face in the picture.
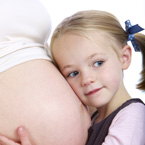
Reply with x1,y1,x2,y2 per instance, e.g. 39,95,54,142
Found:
52,33,127,109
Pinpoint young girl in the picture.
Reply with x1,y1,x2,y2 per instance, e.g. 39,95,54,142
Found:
0,10,145,145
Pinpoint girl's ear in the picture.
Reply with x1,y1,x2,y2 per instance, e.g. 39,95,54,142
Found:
121,45,132,70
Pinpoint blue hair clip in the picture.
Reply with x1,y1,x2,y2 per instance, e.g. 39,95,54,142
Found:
125,20,144,52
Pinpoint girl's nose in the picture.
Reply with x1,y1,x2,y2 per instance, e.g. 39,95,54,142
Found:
81,72,96,86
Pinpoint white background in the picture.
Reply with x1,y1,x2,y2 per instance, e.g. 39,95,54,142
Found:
40,0,145,102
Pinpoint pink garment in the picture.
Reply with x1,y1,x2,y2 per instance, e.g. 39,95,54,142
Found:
103,102,145,145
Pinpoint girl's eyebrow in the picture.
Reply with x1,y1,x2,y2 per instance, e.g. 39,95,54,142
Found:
86,53,105,61
62,53,106,71
62,64,74,72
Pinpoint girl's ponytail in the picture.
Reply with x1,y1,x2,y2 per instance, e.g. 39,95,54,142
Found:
135,33,145,91
125,20,145,91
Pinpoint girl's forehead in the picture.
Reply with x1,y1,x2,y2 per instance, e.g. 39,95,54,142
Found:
52,32,122,69
56,31,114,45
55,34,113,54
53,31,121,56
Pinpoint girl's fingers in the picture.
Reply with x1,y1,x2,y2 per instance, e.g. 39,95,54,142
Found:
0,135,20,145
17,127,32,145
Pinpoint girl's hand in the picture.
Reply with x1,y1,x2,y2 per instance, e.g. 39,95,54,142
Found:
0,127,32,145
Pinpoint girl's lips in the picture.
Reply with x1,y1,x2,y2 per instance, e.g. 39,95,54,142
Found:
85,87,103,96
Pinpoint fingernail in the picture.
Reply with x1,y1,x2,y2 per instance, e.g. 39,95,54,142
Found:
18,127,24,133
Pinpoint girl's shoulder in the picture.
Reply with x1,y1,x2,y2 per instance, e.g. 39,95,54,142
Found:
116,98,145,117
111,98,145,128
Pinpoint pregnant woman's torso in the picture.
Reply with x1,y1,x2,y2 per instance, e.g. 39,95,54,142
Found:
0,0,91,144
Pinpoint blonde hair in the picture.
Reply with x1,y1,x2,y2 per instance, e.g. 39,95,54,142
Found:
50,10,145,91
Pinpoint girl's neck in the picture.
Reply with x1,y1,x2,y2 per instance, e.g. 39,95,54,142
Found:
94,85,131,124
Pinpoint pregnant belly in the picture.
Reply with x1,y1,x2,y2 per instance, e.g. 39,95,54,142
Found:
0,60,91,145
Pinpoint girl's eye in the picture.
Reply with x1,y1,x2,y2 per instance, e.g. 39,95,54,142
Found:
94,61,104,67
68,71,79,77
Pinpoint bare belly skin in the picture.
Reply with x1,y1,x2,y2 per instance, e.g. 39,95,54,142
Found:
0,60,91,145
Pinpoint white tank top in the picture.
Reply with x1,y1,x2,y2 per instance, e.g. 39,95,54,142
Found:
0,0,51,72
